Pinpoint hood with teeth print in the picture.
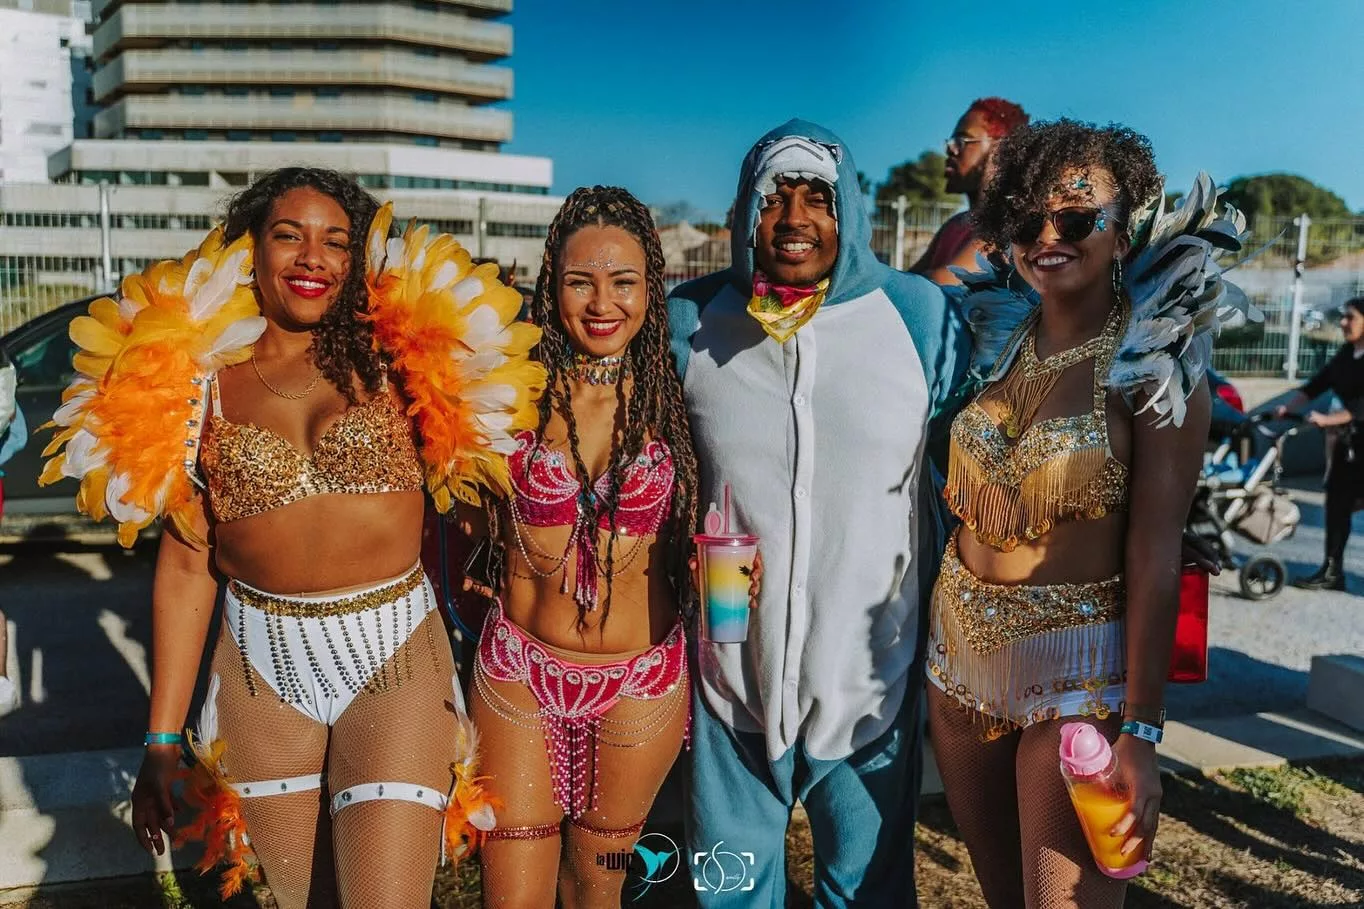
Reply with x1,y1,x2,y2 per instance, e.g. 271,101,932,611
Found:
730,119,882,307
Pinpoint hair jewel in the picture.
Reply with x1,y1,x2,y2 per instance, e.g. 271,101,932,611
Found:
1071,177,1089,190
1095,212,1108,232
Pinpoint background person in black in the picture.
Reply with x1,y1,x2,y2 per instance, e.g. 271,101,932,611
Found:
1275,297,1364,591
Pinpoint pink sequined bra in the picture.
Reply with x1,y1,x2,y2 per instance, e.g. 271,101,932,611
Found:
507,429,674,537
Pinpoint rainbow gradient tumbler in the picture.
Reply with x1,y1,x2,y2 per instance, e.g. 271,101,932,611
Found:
694,532,759,643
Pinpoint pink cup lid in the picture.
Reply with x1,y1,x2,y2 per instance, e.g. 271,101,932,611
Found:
1059,722,1112,778
693,533,759,546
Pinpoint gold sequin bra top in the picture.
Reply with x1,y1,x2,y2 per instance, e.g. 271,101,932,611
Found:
946,305,1129,552
199,378,424,523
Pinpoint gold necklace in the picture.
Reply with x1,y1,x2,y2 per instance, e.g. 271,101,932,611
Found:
995,305,1123,439
250,352,322,400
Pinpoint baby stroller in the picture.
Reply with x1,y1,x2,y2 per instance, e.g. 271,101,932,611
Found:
1187,412,1305,599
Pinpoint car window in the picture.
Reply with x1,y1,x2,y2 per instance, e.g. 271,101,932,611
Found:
12,321,76,389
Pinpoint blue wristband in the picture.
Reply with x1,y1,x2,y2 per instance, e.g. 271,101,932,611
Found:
1120,720,1163,745
144,732,183,747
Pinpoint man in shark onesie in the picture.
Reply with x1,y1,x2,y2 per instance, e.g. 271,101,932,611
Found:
668,119,970,907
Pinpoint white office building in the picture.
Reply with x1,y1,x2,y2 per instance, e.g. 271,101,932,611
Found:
0,2,92,183
1,0,559,327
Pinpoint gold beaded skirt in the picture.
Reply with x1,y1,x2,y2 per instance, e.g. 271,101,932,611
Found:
926,531,1126,739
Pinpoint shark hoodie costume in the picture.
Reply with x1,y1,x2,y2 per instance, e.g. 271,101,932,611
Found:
669,120,969,907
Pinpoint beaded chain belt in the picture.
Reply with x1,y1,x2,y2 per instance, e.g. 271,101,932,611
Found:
228,566,426,619
936,534,1124,657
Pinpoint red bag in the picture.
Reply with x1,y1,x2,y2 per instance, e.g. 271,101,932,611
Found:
1167,566,1209,684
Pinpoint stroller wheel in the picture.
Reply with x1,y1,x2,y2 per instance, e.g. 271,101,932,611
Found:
1239,556,1286,600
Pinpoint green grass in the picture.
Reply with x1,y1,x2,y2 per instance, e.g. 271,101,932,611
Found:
1223,766,1313,814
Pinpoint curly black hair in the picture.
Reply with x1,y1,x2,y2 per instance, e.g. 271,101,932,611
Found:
223,167,385,404
525,186,700,631
973,118,1163,255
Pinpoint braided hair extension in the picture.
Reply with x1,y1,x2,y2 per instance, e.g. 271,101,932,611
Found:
527,186,699,630
223,167,386,404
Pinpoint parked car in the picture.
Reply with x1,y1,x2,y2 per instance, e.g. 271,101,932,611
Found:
0,297,103,542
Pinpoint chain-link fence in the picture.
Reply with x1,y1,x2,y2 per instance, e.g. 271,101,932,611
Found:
1211,213,1364,379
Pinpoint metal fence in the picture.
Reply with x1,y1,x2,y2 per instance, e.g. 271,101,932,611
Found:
4,192,1361,382
0,186,563,335
1209,213,1363,379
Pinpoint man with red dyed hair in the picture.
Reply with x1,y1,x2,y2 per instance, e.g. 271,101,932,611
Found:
911,97,1028,285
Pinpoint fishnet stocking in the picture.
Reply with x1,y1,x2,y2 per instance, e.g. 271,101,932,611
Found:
472,670,688,909
559,682,687,909
210,624,336,909
928,683,1128,908
1017,717,1127,909
928,683,1024,908
211,609,460,909
472,673,565,909
328,609,459,908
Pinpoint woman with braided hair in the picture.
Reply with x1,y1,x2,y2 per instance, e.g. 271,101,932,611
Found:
466,186,719,908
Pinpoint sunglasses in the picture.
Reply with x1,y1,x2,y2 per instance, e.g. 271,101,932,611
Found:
1012,207,1112,245
944,135,990,155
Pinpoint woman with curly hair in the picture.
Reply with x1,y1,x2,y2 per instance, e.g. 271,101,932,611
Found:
926,120,1249,907
464,186,713,908
119,167,503,907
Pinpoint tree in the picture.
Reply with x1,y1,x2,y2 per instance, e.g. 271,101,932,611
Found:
875,151,955,204
1219,173,1351,224
1218,174,1359,265
654,200,708,227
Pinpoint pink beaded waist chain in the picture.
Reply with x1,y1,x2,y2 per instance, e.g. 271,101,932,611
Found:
476,604,689,817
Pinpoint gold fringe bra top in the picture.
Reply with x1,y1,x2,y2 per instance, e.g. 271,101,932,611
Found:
199,376,424,523
945,305,1129,552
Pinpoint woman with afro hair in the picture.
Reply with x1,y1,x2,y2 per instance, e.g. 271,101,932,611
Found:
926,119,1251,907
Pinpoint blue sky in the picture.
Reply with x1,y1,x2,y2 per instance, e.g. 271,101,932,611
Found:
505,0,1364,220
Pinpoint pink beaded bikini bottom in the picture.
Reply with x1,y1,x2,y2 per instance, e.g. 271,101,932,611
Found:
474,604,689,818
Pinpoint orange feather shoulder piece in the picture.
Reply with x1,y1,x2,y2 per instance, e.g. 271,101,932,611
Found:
38,228,263,546
365,203,546,511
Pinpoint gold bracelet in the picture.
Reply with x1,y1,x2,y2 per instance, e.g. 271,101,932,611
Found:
1119,701,1166,725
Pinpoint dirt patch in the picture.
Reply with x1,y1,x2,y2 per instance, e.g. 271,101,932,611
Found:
7,760,1362,908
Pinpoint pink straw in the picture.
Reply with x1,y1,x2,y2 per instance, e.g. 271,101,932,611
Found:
723,484,732,535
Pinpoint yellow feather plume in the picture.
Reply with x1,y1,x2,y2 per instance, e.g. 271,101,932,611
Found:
364,203,546,510
39,228,264,547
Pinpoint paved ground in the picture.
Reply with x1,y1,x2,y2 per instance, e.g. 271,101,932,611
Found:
1165,475,1364,720
0,475,1361,757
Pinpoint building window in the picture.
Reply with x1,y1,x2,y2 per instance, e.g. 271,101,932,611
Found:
425,219,475,234
413,136,439,147
318,131,344,143
487,223,550,239
269,87,295,98
183,85,206,96
271,131,297,142
227,130,251,141
185,130,208,141
414,91,437,103
317,87,342,99
141,129,164,140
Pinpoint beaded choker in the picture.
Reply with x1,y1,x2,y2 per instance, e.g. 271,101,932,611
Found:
566,353,629,386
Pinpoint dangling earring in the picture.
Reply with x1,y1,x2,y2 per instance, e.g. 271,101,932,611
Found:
1004,249,1017,285
1111,257,1124,297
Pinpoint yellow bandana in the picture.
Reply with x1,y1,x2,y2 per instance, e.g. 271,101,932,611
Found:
747,272,830,343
